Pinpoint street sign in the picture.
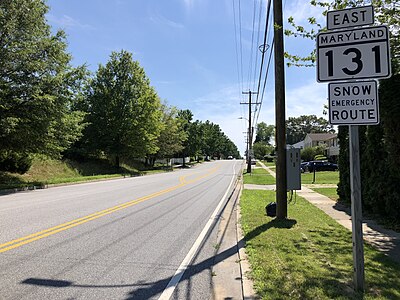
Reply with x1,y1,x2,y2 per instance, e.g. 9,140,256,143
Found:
317,25,391,82
328,80,379,125
327,6,374,30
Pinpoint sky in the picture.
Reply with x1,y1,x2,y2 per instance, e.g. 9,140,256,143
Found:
46,0,329,156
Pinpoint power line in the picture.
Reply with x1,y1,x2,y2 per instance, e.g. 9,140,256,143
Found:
231,0,243,100
255,0,273,104
246,0,257,91
252,0,264,92
238,0,244,93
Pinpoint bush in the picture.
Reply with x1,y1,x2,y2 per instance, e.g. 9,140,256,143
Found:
0,151,32,174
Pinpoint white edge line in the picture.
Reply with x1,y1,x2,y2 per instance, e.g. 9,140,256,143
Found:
158,162,239,300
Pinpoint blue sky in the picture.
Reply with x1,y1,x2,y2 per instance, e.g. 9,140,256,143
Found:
46,0,328,155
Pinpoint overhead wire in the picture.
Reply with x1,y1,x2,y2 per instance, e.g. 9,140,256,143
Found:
246,0,258,91
232,0,243,102
238,0,244,96
252,0,264,92
251,0,273,140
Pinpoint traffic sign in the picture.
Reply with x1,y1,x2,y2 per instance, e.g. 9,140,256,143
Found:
327,6,374,30
328,80,378,125
317,25,391,82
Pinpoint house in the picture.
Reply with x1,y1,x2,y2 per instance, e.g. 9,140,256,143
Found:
303,133,339,161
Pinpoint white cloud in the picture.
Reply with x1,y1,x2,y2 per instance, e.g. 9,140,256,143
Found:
183,0,195,11
188,84,248,155
284,0,326,28
46,14,95,30
286,80,328,118
149,12,185,29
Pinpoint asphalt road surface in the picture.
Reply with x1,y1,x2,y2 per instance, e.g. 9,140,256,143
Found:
0,160,243,300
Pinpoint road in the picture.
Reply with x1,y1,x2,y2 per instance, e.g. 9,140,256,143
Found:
0,160,243,300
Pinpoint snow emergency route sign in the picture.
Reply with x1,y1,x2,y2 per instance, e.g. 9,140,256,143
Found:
317,25,391,82
328,80,379,125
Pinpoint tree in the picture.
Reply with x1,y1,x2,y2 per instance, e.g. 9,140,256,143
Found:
149,104,187,166
84,50,162,167
0,0,87,170
253,142,274,160
254,122,275,145
286,115,334,145
300,145,326,161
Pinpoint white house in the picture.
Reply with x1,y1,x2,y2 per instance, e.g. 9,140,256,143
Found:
303,133,339,161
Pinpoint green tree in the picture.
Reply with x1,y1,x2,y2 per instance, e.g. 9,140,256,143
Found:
254,122,274,145
0,0,87,170
177,109,195,165
253,142,274,160
84,50,162,167
149,104,187,166
286,115,334,145
300,145,326,162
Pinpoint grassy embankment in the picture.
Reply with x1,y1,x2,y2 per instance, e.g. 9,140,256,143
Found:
0,156,175,190
240,189,400,299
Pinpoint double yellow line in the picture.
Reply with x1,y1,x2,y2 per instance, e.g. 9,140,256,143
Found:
0,166,219,253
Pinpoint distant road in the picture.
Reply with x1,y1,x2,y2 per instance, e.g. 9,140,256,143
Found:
0,160,243,300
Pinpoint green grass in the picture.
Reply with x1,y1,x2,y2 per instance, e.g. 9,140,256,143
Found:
261,160,275,167
243,168,276,185
301,171,339,184
312,187,339,201
0,156,168,190
240,189,400,300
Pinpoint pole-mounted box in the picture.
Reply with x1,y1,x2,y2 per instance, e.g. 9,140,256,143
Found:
286,148,301,190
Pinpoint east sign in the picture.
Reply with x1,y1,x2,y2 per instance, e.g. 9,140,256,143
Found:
327,6,374,30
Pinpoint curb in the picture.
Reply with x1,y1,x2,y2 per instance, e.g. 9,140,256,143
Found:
236,181,259,299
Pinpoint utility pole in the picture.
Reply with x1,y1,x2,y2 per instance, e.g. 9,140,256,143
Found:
241,90,259,173
274,0,287,219
243,131,249,164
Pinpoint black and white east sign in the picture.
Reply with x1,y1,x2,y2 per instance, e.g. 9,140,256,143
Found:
327,6,374,30
317,25,391,82
328,80,379,125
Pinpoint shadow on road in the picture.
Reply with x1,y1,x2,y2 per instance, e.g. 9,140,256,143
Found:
21,216,290,299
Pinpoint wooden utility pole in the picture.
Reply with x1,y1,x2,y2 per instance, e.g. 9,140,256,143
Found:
273,0,287,219
241,90,259,174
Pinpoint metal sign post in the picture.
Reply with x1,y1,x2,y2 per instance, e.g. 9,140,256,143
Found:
349,125,365,291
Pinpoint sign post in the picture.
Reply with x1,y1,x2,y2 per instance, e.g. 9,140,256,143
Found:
317,5,392,292
349,125,364,291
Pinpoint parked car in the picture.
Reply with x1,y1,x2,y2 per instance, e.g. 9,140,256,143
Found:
306,161,338,172
300,162,308,173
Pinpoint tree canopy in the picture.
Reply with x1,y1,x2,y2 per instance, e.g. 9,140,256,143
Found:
83,50,163,166
254,122,275,145
0,0,86,159
286,115,334,145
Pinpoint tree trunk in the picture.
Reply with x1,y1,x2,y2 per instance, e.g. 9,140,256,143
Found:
115,155,120,168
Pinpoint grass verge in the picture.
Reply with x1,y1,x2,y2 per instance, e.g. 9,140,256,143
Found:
0,156,169,190
301,171,339,184
243,168,275,185
240,189,400,299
